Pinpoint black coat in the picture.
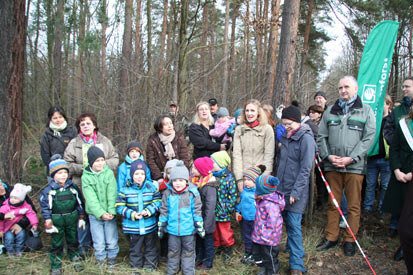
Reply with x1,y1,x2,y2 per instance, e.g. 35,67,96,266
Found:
198,182,218,234
189,123,221,160
40,125,77,167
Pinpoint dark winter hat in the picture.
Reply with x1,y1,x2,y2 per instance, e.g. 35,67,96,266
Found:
216,107,230,118
256,175,280,196
243,165,266,183
314,90,327,100
87,146,105,167
127,141,143,154
193,157,214,177
208,98,218,105
130,159,148,179
49,154,69,178
170,160,190,182
281,105,301,123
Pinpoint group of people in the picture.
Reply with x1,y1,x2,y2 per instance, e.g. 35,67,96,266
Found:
0,75,412,275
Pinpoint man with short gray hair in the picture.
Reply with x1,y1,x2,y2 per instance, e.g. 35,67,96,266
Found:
316,76,376,256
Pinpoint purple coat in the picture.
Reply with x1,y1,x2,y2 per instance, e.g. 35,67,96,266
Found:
251,191,285,247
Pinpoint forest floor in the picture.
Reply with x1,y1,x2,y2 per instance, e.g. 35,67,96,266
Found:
0,155,408,275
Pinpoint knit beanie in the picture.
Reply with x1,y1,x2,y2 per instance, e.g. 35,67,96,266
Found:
10,183,32,202
87,146,105,167
130,159,148,179
217,107,229,118
170,160,189,182
255,175,280,196
243,165,265,183
164,159,180,175
193,157,214,177
314,90,327,100
127,141,143,154
234,109,243,121
281,105,301,123
48,154,69,178
211,151,231,168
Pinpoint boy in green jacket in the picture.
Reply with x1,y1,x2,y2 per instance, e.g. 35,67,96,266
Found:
81,146,119,267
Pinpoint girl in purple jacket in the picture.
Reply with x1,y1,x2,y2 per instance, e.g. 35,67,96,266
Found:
252,174,284,275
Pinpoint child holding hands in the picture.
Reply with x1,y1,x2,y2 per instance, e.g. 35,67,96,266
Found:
116,159,161,271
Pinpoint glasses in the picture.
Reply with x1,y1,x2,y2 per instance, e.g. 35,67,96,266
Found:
282,121,294,127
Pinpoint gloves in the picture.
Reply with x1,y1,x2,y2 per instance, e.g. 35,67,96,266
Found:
18,208,28,215
45,224,59,234
78,219,86,230
158,221,167,239
195,221,205,238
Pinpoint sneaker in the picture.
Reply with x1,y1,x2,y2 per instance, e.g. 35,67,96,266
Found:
339,220,347,229
244,254,255,265
107,257,117,268
50,269,62,275
15,252,23,257
240,253,248,264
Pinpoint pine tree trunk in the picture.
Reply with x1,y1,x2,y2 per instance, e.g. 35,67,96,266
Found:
100,0,108,96
77,0,86,114
178,0,189,111
200,2,209,93
158,0,168,84
53,0,64,104
222,0,230,107
229,0,240,89
134,0,142,71
244,1,250,95
0,0,26,182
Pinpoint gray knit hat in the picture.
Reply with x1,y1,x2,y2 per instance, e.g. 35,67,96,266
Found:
169,160,189,182
216,107,229,118
164,159,180,175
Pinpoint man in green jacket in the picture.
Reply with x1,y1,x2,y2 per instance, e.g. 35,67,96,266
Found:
316,76,376,256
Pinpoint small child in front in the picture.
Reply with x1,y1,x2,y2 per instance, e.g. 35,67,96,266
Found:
158,161,205,275
39,155,85,275
81,146,119,267
252,171,284,275
116,159,161,271
0,183,38,257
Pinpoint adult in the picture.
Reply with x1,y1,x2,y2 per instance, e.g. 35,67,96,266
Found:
233,99,275,191
277,105,317,275
40,106,77,170
308,105,324,126
314,90,328,110
64,112,119,252
189,102,226,160
146,114,190,185
399,176,413,274
316,76,376,256
208,98,219,122
168,101,190,141
292,100,318,138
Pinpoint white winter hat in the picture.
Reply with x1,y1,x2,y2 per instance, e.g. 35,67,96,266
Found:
10,183,32,202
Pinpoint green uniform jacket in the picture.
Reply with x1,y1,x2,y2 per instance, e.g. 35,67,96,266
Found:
81,165,117,219
317,96,376,175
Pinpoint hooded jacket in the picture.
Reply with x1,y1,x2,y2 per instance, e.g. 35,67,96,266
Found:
117,155,152,191
235,186,256,221
212,167,237,222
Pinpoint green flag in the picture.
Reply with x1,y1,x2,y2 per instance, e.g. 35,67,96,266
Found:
357,20,399,156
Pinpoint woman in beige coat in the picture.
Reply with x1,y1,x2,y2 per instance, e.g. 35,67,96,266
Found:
233,99,275,192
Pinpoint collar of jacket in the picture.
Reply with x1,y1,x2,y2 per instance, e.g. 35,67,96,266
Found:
330,95,363,115
49,178,74,190
288,124,312,141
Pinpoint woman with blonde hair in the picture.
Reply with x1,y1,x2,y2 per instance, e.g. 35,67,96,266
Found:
233,99,275,191
189,101,226,160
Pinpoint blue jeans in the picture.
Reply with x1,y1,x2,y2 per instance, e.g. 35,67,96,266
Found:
363,158,391,211
282,211,306,272
5,229,26,253
89,215,119,261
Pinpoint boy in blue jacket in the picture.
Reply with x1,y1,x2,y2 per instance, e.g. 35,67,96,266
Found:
158,161,205,275
116,159,161,271
117,141,151,191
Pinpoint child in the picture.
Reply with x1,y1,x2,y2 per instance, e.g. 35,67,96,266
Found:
209,107,236,144
81,146,119,267
158,161,205,275
39,155,85,274
252,171,284,275
235,165,262,265
0,183,38,257
116,159,161,271
158,159,180,262
210,151,237,262
191,157,217,270
117,141,151,191
227,108,243,139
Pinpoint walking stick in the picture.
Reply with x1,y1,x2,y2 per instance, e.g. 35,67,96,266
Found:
314,155,377,275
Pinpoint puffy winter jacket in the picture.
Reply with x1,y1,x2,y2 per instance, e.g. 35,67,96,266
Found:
198,181,218,234
81,165,117,219
159,184,203,236
251,191,285,247
40,125,77,167
117,155,152,191
235,187,256,221
116,180,161,235
0,200,38,233
212,167,237,222
189,123,221,160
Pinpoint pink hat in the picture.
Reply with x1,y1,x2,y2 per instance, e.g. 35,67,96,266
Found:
193,157,214,177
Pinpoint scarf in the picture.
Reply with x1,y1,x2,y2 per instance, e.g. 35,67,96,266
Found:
191,173,213,189
49,121,67,137
287,125,301,139
338,94,358,114
80,131,97,145
245,120,260,128
173,185,188,194
158,131,176,160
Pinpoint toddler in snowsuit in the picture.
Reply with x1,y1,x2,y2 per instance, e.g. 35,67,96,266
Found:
158,161,205,275
39,155,85,274
210,151,237,262
209,107,236,144
252,172,284,275
0,183,38,257
116,159,161,271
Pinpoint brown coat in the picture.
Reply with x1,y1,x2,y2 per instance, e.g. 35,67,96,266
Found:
146,132,190,180
63,132,119,186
